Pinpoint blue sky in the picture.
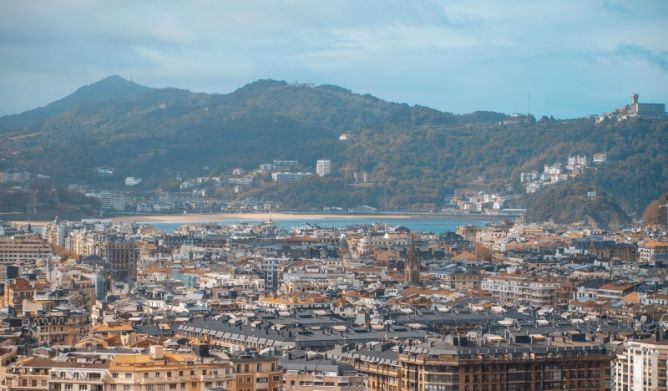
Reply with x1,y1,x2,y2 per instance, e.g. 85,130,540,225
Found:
0,0,667,118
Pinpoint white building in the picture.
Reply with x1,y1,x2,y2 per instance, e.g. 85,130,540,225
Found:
271,172,311,184
593,152,607,164
638,241,668,266
124,176,142,186
110,195,126,211
316,159,332,177
613,340,668,391
481,275,562,306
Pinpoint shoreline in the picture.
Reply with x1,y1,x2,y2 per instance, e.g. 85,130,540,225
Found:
9,211,511,227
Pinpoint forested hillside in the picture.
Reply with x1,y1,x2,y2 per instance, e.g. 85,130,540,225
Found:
0,76,666,223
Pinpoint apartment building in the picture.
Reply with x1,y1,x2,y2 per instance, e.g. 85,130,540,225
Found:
638,240,668,266
271,172,311,184
351,338,610,391
435,272,483,290
48,361,110,391
282,359,364,391
99,239,139,282
2,356,52,391
481,274,564,306
613,340,668,391
227,350,282,391
3,277,50,314
0,235,53,265
2,348,280,391
316,160,331,177
22,308,89,346
108,346,233,391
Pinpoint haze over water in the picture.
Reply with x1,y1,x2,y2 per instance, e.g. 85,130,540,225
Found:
145,216,496,234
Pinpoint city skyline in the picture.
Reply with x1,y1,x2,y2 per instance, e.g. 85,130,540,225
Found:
0,2,667,390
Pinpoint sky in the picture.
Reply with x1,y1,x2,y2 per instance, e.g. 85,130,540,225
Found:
1,0,667,118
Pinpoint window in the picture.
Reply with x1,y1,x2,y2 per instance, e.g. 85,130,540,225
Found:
257,363,262,371
125,373,132,379
113,373,119,379
79,386,88,391
123,386,130,391
110,386,116,391
144,373,149,379
245,364,249,373
167,372,172,378
146,386,154,391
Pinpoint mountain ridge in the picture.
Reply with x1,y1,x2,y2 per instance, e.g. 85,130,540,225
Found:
0,75,153,131
0,76,666,225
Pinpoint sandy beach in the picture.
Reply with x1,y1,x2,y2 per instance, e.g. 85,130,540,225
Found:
9,211,502,227
110,212,418,224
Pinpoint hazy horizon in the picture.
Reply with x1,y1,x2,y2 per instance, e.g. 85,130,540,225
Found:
1,0,667,118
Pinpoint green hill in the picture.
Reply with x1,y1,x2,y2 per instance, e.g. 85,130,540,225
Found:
0,76,666,225
0,75,152,131
525,182,631,229
643,193,668,226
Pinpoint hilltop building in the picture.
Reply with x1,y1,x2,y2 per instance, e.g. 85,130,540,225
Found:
597,93,666,122
593,152,607,164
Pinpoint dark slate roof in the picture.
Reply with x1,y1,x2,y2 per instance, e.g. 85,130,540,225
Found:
280,358,356,375
179,319,429,348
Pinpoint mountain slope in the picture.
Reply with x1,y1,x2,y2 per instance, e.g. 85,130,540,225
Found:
0,76,666,223
643,193,668,226
525,182,631,229
0,75,152,131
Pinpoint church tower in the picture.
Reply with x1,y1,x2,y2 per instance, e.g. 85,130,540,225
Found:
404,234,421,286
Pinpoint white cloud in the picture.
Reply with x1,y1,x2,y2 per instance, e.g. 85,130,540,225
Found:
0,0,666,117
